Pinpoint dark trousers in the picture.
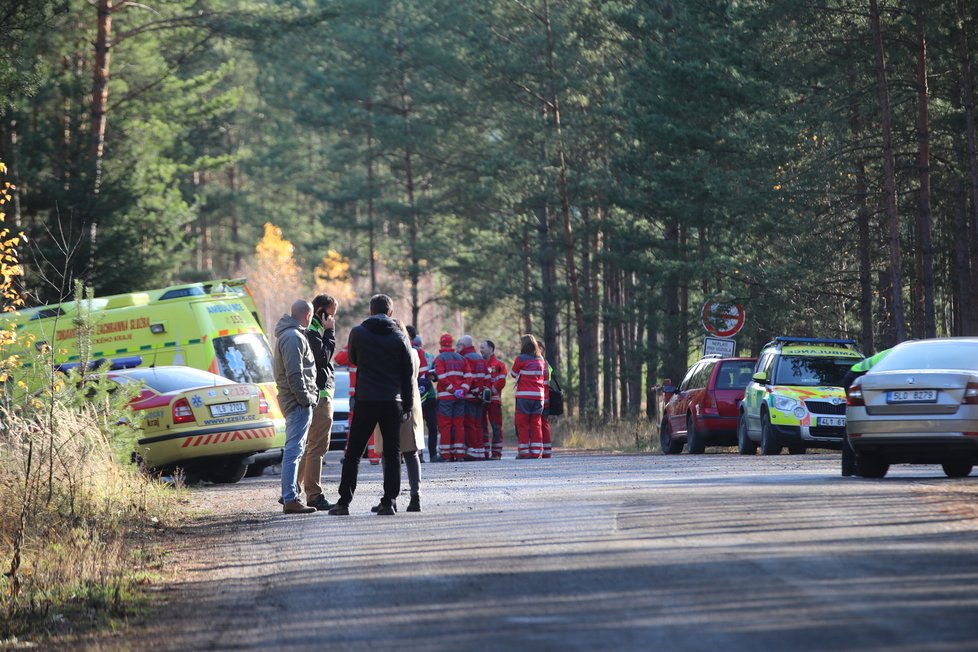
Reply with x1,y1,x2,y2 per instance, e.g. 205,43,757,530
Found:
423,395,438,458
338,400,402,504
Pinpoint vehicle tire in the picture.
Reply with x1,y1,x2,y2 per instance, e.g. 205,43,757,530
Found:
244,462,267,478
205,460,249,484
941,461,973,478
855,454,889,479
659,420,683,455
787,444,807,455
737,414,757,455
686,415,706,454
760,412,782,455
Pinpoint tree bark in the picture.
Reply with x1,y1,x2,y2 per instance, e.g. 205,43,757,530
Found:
957,0,978,269
541,0,584,396
848,58,875,353
394,23,421,327
869,0,906,344
915,22,937,339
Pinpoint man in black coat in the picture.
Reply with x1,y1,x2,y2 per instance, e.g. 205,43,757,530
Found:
329,294,415,516
297,294,338,510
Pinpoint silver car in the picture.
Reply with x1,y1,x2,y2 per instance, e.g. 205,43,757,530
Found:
845,338,978,478
330,369,351,450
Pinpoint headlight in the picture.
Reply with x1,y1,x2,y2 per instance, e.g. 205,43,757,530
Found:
772,395,799,412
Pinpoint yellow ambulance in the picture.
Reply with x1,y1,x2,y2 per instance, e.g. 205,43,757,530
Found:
10,279,285,474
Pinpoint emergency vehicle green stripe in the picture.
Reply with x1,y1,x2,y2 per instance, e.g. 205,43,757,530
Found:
140,345,152,350
188,338,201,344
164,341,176,347
115,348,127,354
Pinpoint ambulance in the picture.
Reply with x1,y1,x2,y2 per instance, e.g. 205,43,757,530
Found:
9,279,285,474
738,336,864,455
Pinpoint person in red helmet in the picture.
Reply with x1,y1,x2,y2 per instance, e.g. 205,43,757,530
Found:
433,332,467,461
480,339,507,459
510,334,548,458
457,335,489,460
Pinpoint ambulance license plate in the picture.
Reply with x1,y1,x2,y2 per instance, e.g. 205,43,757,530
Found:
818,417,846,427
210,402,247,418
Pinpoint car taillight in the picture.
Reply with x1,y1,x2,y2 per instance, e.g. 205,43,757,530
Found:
964,382,978,405
172,398,196,424
846,384,864,407
702,390,719,416
259,390,270,415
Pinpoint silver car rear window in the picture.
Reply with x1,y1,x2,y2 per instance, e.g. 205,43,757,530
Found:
872,341,978,372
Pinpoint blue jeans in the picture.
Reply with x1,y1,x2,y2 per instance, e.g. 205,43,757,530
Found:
281,405,313,503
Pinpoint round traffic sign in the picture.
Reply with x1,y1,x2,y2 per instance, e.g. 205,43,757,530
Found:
702,296,745,338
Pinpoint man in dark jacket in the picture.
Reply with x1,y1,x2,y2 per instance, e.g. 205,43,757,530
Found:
297,294,338,510
329,294,415,516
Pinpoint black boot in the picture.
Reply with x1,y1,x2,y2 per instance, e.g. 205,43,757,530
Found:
406,494,421,512
375,499,396,516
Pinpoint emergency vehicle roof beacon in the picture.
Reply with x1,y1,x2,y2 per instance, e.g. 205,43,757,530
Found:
8,279,285,473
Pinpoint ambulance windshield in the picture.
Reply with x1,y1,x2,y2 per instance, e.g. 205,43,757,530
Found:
213,333,274,384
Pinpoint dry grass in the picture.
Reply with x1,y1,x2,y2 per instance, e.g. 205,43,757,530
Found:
552,416,659,452
0,403,179,642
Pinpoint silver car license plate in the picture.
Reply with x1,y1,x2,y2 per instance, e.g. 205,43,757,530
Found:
818,416,845,427
210,401,247,417
887,390,938,404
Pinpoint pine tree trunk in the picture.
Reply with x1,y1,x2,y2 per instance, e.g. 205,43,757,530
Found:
662,218,685,381
915,24,936,339
366,124,377,295
541,0,584,390
394,25,421,327
521,221,533,335
849,60,875,353
869,0,906,344
957,0,978,265
602,253,613,419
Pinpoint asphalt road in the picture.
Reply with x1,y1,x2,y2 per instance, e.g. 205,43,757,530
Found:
124,451,978,652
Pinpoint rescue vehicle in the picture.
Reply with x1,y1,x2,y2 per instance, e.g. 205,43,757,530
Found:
738,336,864,455
8,279,285,474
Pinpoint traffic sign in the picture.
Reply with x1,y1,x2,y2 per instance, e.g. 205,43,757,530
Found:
704,337,736,358
702,295,745,338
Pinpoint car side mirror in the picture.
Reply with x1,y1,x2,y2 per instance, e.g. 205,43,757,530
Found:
661,380,675,396
752,371,768,384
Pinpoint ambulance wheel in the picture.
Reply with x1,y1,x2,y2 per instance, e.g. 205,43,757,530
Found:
659,421,682,455
686,415,706,454
760,413,782,455
205,460,249,484
737,414,757,455
244,462,267,478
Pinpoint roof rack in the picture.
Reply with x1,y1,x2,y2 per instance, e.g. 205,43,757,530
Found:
771,336,858,348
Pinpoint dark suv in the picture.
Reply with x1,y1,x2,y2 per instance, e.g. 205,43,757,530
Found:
660,355,757,454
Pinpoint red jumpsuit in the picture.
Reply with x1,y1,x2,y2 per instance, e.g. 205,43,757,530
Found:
482,354,507,459
510,353,548,458
335,345,379,464
460,345,488,460
542,362,553,458
434,337,467,460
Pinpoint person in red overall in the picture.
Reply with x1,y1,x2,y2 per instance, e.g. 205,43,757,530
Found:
510,334,548,458
334,344,380,465
539,342,554,459
480,339,507,460
457,335,488,460
433,333,467,461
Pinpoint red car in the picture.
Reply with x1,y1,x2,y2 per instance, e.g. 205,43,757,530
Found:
660,355,757,454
